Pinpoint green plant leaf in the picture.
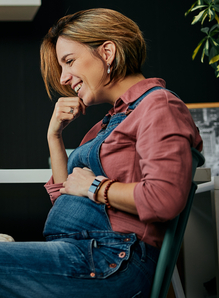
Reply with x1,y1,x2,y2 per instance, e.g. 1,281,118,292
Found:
201,46,206,62
192,9,207,24
215,11,219,22
201,26,210,34
209,44,218,58
206,39,210,55
201,11,209,24
192,37,207,59
185,0,219,78
209,53,219,63
211,36,219,46
185,2,198,16
209,23,219,31
201,39,211,61
208,8,216,21
213,5,219,13
209,45,218,65
215,64,219,77
191,5,208,12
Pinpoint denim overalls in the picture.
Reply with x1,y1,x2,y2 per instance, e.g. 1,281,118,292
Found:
43,87,161,281
0,88,163,298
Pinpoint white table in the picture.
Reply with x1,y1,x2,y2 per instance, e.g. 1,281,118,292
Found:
0,169,52,183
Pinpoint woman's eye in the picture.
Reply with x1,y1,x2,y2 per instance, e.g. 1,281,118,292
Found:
66,59,74,65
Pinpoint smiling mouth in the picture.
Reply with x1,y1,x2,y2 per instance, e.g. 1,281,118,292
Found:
74,82,83,94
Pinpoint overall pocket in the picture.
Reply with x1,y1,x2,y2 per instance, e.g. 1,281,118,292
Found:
52,232,137,279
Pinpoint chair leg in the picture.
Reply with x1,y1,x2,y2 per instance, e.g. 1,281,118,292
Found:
171,266,186,298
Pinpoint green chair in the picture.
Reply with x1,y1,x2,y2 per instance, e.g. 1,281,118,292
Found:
150,147,205,298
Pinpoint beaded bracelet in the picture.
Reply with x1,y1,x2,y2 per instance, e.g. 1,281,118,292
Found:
103,179,118,210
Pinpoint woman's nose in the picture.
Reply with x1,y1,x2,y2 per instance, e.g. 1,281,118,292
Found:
60,71,72,85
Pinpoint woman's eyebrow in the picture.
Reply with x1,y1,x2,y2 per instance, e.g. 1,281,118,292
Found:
61,53,73,62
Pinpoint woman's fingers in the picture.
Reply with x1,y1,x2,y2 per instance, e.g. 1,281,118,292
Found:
60,167,95,197
48,96,86,136
55,97,86,122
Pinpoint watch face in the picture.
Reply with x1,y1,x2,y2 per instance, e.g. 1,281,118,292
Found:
89,178,101,194
88,176,107,202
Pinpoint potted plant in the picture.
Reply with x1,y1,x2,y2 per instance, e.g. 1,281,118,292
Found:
185,0,219,77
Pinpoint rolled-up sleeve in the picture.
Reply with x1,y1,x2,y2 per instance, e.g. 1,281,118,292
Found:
44,176,63,205
134,90,202,223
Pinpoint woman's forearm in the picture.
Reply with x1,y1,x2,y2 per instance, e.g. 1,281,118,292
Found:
47,97,86,184
48,134,68,184
97,181,138,215
59,167,139,215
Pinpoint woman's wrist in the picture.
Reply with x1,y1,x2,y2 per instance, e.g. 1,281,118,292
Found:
89,177,138,214
47,129,63,142
103,179,118,210
87,176,109,203
96,180,138,215
96,179,118,207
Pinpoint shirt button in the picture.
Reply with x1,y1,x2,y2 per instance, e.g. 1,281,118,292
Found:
90,272,95,277
119,252,126,258
124,238,131,242
109,263,117,268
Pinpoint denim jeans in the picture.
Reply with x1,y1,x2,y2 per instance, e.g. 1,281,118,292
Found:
0,89,160,297
0,239,159,297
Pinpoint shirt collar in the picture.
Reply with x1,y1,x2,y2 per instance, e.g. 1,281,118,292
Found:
108,78,166,115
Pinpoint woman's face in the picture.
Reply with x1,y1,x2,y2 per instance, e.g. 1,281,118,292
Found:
56,37,111,106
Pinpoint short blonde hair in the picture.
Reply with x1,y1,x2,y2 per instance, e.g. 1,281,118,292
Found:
40,8,146,98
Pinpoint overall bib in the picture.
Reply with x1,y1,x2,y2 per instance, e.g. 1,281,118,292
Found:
43,87,161,280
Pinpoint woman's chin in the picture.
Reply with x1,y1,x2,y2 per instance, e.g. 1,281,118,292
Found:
80,96,96,107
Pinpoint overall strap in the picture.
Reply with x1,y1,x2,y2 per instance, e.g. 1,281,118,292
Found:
128,86,164,111
127,86,180,112
101,86,180,126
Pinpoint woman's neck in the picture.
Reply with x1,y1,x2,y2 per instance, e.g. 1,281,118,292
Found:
105,73,145,105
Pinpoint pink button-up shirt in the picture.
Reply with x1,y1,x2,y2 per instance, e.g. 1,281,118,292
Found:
45,78,202,248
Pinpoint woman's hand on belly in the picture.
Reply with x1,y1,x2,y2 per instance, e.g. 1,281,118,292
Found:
60,167,95,197
60,167,139,216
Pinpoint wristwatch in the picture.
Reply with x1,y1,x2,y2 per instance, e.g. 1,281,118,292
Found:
88,176,108,202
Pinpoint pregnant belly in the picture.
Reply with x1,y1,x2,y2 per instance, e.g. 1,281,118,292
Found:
43,194,112,238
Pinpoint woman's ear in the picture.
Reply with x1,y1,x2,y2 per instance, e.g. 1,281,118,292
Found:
99,41,116,65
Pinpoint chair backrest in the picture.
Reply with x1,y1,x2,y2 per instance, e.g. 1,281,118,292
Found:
149,147,205,298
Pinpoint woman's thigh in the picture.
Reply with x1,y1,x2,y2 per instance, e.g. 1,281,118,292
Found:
0,241,156,298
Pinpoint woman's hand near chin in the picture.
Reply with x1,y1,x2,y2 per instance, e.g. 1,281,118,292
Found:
48,97,86,138
48,97,86,184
